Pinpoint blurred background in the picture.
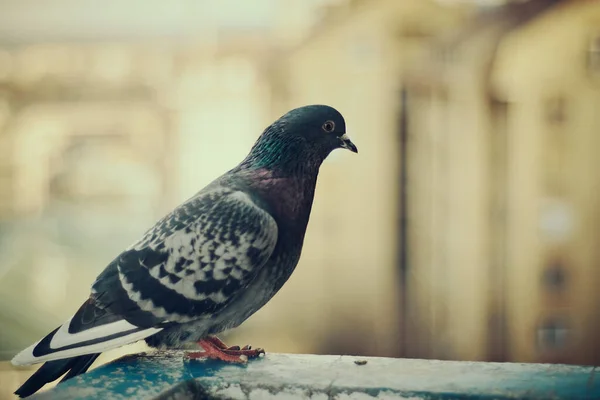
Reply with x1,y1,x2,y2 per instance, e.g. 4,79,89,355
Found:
0,0,599,397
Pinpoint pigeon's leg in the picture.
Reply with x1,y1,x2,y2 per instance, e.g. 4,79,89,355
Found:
186,338,265,363
203,335,239,350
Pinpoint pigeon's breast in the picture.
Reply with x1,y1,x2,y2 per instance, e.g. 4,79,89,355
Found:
203,223,306,335
212,246,302,332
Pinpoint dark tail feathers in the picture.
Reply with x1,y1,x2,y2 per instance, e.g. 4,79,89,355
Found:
15,353,100,398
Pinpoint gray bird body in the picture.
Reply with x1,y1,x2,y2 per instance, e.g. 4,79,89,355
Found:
12,104,357,398
140,169,318,347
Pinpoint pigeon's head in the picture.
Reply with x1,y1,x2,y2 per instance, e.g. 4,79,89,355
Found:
242,105,357,173
279,105,357,154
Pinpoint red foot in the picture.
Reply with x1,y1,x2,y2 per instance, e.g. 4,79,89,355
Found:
186,335,265,363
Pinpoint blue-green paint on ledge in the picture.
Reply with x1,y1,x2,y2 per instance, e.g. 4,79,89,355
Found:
28,352,599,399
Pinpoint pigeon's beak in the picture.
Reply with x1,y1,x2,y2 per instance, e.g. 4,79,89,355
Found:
339,133,358,153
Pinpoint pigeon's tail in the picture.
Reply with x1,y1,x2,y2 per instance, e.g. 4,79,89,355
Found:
11,298,164,397
12,299,163,366
14,353,100,398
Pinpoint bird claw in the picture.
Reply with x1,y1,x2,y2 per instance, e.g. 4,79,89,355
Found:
203,336,253,351
221,347,264,358
189,336,265,363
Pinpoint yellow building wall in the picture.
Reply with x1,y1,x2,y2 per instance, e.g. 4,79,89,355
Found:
403,0,600,364
492,0,600,364
404,23,511,361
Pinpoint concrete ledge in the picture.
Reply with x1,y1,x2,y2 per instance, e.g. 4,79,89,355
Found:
30,352,599,399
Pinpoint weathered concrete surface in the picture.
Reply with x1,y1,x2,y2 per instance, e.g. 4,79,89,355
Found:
29,352,599,400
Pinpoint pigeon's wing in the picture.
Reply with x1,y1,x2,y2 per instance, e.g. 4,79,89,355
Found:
12,188,278,365
98,187,279,323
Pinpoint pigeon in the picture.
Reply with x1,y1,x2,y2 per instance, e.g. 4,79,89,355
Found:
12,104,357,398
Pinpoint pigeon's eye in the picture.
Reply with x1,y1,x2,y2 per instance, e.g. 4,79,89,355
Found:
322,121,335,133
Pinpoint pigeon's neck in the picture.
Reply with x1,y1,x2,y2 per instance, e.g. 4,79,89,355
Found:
241,168,318,230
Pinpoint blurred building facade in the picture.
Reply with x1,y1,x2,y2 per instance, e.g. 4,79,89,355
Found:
0,43,177,350
404,0,600,364
274,0,600,365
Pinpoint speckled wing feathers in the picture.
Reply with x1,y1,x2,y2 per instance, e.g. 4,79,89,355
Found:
94,188,279,323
